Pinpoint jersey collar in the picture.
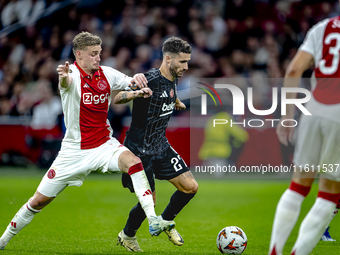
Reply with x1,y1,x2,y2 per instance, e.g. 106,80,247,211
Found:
74,61,102,80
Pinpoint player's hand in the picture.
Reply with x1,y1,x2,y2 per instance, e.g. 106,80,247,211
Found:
175,100,186,111
276,117,295,146
130,73,148,88
57,61,70,78
138,88,153,98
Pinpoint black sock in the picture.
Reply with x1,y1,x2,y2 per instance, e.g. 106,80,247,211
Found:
123,203,146,237
161,190,196,221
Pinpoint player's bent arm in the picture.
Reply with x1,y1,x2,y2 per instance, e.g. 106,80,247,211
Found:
283,50,313,117
114,91,139,104
59,75,73,89
285,50,313,80
114,88,152,104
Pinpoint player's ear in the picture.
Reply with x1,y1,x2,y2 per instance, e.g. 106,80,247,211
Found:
76,50,82,60
165,55,172,65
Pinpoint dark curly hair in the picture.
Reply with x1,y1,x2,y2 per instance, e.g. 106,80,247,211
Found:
162,36,192,57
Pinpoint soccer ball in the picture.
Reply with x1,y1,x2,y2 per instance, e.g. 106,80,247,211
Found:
216,226,247,254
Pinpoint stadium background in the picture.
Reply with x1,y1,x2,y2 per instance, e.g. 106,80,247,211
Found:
0,0,340,254
1,0,339,168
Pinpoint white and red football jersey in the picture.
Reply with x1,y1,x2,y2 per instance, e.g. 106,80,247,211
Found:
299,16,340,122
59,62,131,150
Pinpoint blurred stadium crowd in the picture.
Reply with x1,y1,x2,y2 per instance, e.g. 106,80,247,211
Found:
0,0,338,165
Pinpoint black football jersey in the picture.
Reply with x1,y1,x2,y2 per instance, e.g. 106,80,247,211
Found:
124,68,178,156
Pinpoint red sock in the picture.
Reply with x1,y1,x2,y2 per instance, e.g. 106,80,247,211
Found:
128,162,144,175
289,181,311,197
318,191,340,204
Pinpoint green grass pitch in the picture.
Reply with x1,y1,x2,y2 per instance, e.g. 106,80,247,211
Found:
0,168,339,254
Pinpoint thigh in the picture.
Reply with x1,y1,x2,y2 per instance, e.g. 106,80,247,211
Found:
319,120,340,181
168,171,198,193
94,138,129,173
37,178,68,197
293,115,322,167
42,148,93,188
154,146,189,180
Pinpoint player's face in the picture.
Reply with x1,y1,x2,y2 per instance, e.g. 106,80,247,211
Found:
79,45,102,74
169,53,191,78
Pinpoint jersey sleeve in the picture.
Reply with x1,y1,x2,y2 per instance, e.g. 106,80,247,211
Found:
299,26,317,57
299,19,329,58
59,64,77,92
101,66,132,91
144,70,159,89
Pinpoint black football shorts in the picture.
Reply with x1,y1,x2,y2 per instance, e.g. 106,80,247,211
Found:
122,146,189,193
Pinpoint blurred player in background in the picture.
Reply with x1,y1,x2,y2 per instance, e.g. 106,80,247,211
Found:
269,13,340,255
114,37,198,251
0,31,175,250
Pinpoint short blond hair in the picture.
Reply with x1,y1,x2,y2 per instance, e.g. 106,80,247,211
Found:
72,31,102,56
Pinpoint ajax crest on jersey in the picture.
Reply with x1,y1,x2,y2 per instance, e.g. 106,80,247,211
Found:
97,80,107,90
216,226,247,254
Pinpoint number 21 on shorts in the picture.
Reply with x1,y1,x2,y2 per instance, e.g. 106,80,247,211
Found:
171,155,188,172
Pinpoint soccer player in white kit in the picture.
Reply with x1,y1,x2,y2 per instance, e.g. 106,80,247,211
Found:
269,14,340,255
0,31,175,250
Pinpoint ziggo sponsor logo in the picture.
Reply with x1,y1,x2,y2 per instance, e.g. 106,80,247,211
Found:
83,93,109,104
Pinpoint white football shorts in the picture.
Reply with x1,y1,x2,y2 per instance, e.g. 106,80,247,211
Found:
293,115,340,181
37,138,129,197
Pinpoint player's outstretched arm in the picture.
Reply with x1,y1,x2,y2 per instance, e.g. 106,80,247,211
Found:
57,61,73,89
175,98,186,111
130,73,148,88
114,88,153,104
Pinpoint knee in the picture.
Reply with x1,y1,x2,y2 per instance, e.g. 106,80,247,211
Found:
127,156,142,170
118,151,143,173
29,197,45,209
131,156,142,167
29,196,53,210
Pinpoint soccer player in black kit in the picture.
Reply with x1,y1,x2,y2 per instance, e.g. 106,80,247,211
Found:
114,37,198,251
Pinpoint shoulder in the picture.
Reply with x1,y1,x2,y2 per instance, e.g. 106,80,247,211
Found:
100,65,131,89
101,66,123,76
307,17,334,37
69,64,79,76
145,68,161,82
100,66,129,81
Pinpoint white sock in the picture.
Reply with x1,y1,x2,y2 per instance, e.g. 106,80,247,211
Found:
269,189,305,255
128,166,156,224
331,208,339,220
291,197,336,255
323,207,339,233
0,199,40,247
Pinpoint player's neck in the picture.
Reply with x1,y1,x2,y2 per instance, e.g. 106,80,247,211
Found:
159,64,176,82
76,61,94,78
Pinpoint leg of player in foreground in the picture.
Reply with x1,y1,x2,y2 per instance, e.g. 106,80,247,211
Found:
0,151,174,250
269,171,340,255
161,171,198,245
290,178,340,255
118,171,198,251
320,198,339,241
269,171,314,255
117,151,175,236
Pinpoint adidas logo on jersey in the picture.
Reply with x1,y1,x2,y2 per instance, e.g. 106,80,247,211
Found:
83,84,90,88
160,91,168,97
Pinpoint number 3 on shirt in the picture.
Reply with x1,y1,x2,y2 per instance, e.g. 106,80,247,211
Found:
319,32,340,75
